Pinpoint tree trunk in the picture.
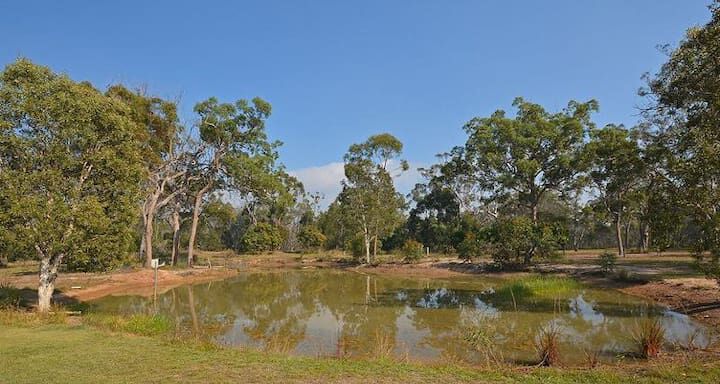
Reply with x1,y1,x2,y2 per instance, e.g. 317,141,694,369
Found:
141,188,161,268
139,233,146,262
614,215,625,258
187,183,211,267
144,208,156,268
37,255,61,313
531,204,539,224
373,235,378,259
641,224,650,253
171,207,181,266
624,222,631,253
364,230,371,265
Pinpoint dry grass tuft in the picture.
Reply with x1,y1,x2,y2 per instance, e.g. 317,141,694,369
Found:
535,324,562,366
632,319,666,358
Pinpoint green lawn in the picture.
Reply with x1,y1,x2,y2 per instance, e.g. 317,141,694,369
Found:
1,323,720,383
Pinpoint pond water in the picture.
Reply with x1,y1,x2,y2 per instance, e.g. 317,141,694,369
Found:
89,270,713,364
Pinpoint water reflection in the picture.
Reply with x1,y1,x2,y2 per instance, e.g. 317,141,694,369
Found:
90,270,713,364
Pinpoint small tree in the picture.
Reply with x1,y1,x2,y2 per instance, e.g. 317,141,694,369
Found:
334,133,408,264
400,239,424,262
298,225,326,253
488,217,560,266
597,251,617,274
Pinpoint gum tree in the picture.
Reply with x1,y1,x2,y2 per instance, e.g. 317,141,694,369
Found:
336,133,407,263
585,125,646,257
105,85,184,268
461,97,595,224
186,96,277,266
644,3,720,280
456,98,596,263
0,60,143,311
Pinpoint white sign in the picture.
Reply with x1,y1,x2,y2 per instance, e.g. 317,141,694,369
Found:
151,258,160,269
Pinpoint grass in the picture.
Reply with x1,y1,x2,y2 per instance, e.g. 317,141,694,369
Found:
633,319,666,358
2,320,720,383
495,276,581,300
83,313,173,336
535,325,562,366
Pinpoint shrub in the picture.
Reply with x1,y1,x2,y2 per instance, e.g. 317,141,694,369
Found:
487,217,561,266
298,225,326,252
462,324,503,366
457,231,486,261
535,325,562,366
400,239,424,262
346,236,367,260
632,319,665,358
598,251,617,274
239,223,285,253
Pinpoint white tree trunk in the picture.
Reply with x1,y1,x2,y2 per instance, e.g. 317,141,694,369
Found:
37,256,60,313
171,208,181,266
187,183,211,267
614,215,625,258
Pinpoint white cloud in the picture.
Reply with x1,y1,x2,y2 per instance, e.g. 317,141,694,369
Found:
290,161,426,209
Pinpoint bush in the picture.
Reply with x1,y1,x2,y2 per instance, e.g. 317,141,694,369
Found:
346,236,367,260
457,231,486,261
488,217,561,266
298,225,326,252
598,251,617,274
400,239,424,262
239,223,285,253
535,325,562,366
632,319,665,358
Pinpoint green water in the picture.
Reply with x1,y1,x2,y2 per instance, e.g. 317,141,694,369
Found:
89,270,713,364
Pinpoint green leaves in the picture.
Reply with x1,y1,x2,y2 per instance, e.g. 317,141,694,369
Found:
0,59,144,271
462,98,596,218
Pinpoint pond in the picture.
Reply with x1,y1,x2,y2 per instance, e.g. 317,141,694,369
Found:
89,270,713,364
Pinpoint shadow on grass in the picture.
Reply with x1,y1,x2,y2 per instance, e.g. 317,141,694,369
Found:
0,285,84,311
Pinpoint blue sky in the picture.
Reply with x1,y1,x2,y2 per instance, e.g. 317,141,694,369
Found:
0,1,711,205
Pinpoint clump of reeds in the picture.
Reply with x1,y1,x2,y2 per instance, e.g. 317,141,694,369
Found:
334,332,355,359
534,325,561,366
263,332,296,354
372,329,395,360
583,348,600,369
462,324,504,366
632,319,665,358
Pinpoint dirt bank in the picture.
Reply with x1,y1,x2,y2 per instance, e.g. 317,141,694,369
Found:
622,278,720,327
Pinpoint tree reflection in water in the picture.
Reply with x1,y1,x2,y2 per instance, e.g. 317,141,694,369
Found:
90,270,714,364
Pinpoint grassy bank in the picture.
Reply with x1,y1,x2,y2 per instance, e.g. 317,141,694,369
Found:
1,313,720,383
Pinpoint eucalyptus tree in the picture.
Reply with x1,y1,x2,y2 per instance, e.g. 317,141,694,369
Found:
336,133,408,263
451,98,596,263
0,60,144,311
585,125,646,257
186,96,277,266
641,2,720,279
461,97,595,224
105,85,186,267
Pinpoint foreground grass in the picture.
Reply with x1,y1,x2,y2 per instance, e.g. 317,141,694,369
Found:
1,316,720,384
